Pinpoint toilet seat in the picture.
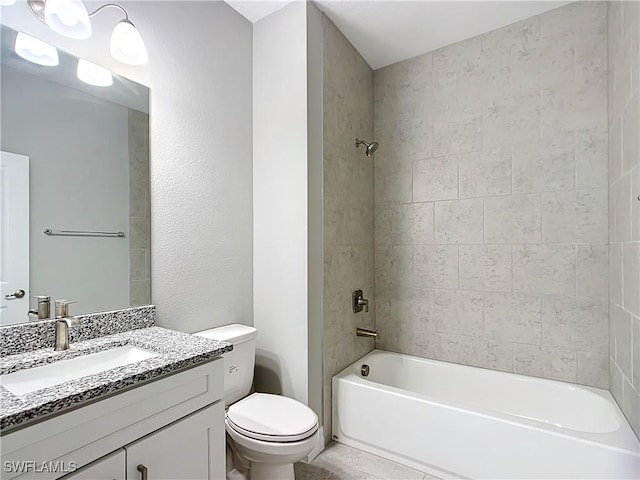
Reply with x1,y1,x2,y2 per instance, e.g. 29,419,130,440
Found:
226,393,319,443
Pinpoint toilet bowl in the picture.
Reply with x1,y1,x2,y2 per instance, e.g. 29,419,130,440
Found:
195,325,319,480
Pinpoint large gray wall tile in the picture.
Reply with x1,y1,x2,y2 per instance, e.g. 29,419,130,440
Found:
513,245,576,295
612,174,632,242
413,156,458,202
608,0,638,438
485,195,541,244
609,118,623,184
513,137,575,194
483,90,540,147
576,127,608,189
633,315,640,390
576,244,608,299
457,55,510,110
393,203,435,245
632,168,640,241
434,289,484,336
375,158,412,205
376,288,434,357
433,36,482,71
323,15,375,442
577,351,609,389
623,243,640,316
514,344,577,382
610,243,623,306
542,296,608,354
484,292,542,344
459,338,514,372
434,199,483,244
459,148,512,198
608,2,640,433
611,303,633,379
622,377,640,439
542,189,608,243
623,92,640,173
459,245,512,292
372,2,609,390
510,27,575,92
375,245,412,290
413,245,458,289
433,108,482,156
540,83,607,139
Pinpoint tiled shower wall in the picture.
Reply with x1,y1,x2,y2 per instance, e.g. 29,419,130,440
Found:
322,15,375,443
608,1,640,438
373,2,609,387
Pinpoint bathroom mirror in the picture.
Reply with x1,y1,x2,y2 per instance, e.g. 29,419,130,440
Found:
0,25,150,326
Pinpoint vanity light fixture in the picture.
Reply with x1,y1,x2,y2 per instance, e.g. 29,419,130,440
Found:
15,32,59,66
43,0,91,39
27,0,148,65
108,13,148,65
77,58,113,87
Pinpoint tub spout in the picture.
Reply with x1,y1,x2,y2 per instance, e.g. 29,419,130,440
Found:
356,327,378,339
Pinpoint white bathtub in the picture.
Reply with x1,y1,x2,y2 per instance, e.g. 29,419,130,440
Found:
332,350,640,479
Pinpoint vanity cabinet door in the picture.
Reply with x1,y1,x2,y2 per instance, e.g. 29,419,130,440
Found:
60,450,125,480
125,402,225,480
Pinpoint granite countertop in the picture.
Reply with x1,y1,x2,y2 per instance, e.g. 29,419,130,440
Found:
0,326,232,433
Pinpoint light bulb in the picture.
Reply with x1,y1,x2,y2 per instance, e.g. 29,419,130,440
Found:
15,32,59,66
77,59,113,87
44,0,91,39
110,20,148,65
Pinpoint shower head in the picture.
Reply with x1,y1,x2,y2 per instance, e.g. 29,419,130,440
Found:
355,138,379,157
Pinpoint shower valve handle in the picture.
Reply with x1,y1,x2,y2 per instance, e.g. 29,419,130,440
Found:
352,290,369,313
358,298,369,313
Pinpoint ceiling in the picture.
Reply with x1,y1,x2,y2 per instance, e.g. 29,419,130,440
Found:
225,0,571,69
225,1,294,23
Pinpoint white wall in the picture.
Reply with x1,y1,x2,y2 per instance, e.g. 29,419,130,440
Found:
1,1,254,332
253,1,309,403
306,1,324,427
1,67,130,313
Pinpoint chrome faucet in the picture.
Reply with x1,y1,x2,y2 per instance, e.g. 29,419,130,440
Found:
54,300,79,351
54,318,80,351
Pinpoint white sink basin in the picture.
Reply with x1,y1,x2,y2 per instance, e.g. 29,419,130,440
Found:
0,345,157,396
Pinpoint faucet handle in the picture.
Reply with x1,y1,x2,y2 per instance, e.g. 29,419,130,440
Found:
357,297,369,313
55,299,77,318
352,290,370,314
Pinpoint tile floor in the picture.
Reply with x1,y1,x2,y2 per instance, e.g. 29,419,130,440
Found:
295,442,441,480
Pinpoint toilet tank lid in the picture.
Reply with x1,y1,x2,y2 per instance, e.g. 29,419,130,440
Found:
194,324,257,344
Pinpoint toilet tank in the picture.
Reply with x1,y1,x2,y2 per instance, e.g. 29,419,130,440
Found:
194,324,257,405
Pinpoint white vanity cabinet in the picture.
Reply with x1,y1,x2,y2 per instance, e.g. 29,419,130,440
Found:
1,359,225,480
125,402,224,480
61,451,125,480
61,403,225,480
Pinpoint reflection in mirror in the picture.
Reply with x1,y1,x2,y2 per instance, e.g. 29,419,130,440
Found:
0,25,150,326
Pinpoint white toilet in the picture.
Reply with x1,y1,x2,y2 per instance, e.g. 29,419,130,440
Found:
195,324,320,480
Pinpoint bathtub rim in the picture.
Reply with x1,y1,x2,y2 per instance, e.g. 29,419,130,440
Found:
332,349,640,456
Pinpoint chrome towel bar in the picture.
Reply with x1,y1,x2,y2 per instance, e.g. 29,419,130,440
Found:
44,229,125,238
